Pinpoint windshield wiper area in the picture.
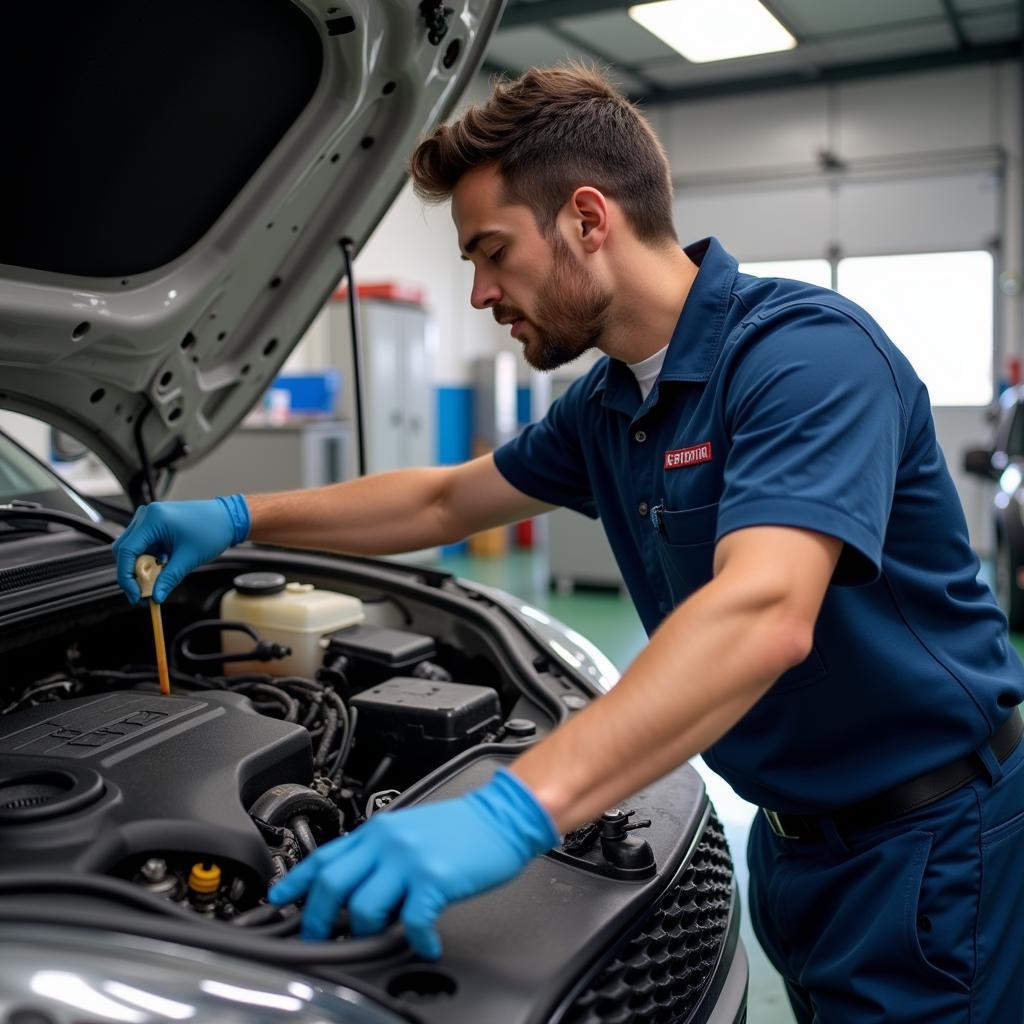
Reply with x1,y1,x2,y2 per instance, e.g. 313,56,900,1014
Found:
0,500,118,545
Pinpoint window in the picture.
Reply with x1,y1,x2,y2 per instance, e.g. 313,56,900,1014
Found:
836,251,993,407
738,258,832,289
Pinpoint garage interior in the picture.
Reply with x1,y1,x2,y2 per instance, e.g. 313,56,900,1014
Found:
0,1,1022,1020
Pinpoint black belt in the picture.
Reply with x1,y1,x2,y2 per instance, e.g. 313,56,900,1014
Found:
762,711,1024,842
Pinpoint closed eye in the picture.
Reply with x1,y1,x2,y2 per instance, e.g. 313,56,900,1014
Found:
487,247,505,264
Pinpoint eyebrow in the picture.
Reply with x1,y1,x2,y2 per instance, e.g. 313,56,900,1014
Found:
459,230,501,261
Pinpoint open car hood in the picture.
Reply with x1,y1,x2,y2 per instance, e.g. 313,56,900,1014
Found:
0,0,503,502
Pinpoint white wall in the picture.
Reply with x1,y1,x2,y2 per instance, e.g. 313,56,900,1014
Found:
344,181,508,384
652,62,1020,351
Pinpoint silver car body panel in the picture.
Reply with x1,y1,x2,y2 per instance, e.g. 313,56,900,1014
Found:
0,0,503,494
0,925,407,1023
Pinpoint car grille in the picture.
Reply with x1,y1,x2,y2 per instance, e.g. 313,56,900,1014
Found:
562,810,734,1024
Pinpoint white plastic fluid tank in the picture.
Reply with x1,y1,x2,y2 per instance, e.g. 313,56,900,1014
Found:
220,572,365,678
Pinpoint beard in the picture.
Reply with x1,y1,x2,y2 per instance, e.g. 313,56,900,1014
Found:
494,234,612,372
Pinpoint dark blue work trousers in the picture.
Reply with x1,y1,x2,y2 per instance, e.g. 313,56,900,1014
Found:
747,721,1024,1022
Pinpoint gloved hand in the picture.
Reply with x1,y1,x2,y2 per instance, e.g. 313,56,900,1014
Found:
267,768,560,958
111,495,250,603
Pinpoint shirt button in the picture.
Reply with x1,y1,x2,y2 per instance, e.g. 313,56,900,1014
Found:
634,430,647,443
638,501,649,517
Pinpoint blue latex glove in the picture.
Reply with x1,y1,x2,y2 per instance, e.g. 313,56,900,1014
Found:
267,768,560,958
111,495,250,603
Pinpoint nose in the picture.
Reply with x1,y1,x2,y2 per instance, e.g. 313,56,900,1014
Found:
470,269,502,310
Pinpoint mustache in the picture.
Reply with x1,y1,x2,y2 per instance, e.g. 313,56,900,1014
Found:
492,305,526,326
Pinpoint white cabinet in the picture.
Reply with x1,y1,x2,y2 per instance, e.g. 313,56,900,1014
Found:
168,420,353,500
327,298,435,474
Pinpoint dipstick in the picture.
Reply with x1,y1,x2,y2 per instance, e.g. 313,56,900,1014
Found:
135,555,171,697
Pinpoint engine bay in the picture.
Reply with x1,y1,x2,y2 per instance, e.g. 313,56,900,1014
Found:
0,548,742,1024
0,560,558,939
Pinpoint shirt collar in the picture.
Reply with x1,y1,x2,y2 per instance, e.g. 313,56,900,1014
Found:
588,237,738,414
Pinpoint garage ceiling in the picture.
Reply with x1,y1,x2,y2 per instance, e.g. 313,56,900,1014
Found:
485,0,1022,103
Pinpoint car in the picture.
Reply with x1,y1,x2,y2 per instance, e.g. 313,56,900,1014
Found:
0,3,748,1022
964,386,1024,630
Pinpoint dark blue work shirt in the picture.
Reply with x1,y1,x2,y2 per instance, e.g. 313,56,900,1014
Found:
494,237,1024,813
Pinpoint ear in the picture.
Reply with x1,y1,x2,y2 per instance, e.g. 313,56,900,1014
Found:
569,187,610,254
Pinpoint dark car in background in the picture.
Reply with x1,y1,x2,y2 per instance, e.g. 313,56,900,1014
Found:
964,385,1024,629
0,2,746,1022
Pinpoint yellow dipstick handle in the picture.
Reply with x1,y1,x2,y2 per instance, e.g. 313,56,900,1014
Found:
135,555,171,697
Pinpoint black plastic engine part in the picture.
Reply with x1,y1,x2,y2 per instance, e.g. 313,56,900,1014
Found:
0,690,312,880
173,619,291,670
548,807,658,880
233,571,288,596
248,782,340,840
350,678,501,758
330,753,737,1024
323,624,437,685
563,812,736,1024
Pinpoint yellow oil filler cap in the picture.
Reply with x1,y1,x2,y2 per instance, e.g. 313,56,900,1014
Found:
188,862,221,894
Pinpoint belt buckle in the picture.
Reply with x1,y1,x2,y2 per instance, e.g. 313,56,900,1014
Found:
762,808,800,840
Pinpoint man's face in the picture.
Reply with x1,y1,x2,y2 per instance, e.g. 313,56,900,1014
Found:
452,165,612,371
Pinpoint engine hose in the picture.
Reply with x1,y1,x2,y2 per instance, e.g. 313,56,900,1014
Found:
0,873,201,921
323,692,350,769
0,874,301,937
231,903,303,936
235,683,299,722
0,898,408,964
360,755,394,801
231,902,288,927
253,914,302,937
171,620,262,670
330,705,358,783
276,676,325,692
315,709,338,769
301,695,324,729
250,784,340,846
2,680,76,714
325,689,350,739
290,815,319,856
412,660,452,682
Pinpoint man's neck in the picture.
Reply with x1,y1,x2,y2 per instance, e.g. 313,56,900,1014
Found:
598,244,699,364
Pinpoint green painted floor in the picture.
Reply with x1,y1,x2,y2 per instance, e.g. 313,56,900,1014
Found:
434,549,648,672
430,548,1024,1023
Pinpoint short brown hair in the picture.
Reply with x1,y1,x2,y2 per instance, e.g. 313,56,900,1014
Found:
409,62,678,247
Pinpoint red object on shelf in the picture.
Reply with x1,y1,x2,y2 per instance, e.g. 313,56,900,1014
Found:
1007,357,1022,387
332,281,426,305
515,519,534,548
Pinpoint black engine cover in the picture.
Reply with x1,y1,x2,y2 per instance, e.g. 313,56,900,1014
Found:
0,691,312,879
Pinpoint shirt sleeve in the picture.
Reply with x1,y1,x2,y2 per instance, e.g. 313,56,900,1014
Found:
718,302,908,585
493,374,598,519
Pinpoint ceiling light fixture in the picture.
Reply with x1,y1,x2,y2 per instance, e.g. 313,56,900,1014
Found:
628,0,797,63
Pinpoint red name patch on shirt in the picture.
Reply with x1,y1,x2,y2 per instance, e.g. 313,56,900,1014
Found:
664,442,713,470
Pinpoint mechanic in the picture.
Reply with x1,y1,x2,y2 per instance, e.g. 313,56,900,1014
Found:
112,64,1024,1022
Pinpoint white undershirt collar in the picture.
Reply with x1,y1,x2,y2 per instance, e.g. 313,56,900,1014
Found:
626,344,670,402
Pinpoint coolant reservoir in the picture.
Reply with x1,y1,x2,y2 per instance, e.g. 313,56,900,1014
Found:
220,572,365,678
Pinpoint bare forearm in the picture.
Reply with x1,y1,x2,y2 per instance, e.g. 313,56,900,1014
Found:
511,581,804,830
244,455,551,557
246,468,458,555
510,526,840,832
